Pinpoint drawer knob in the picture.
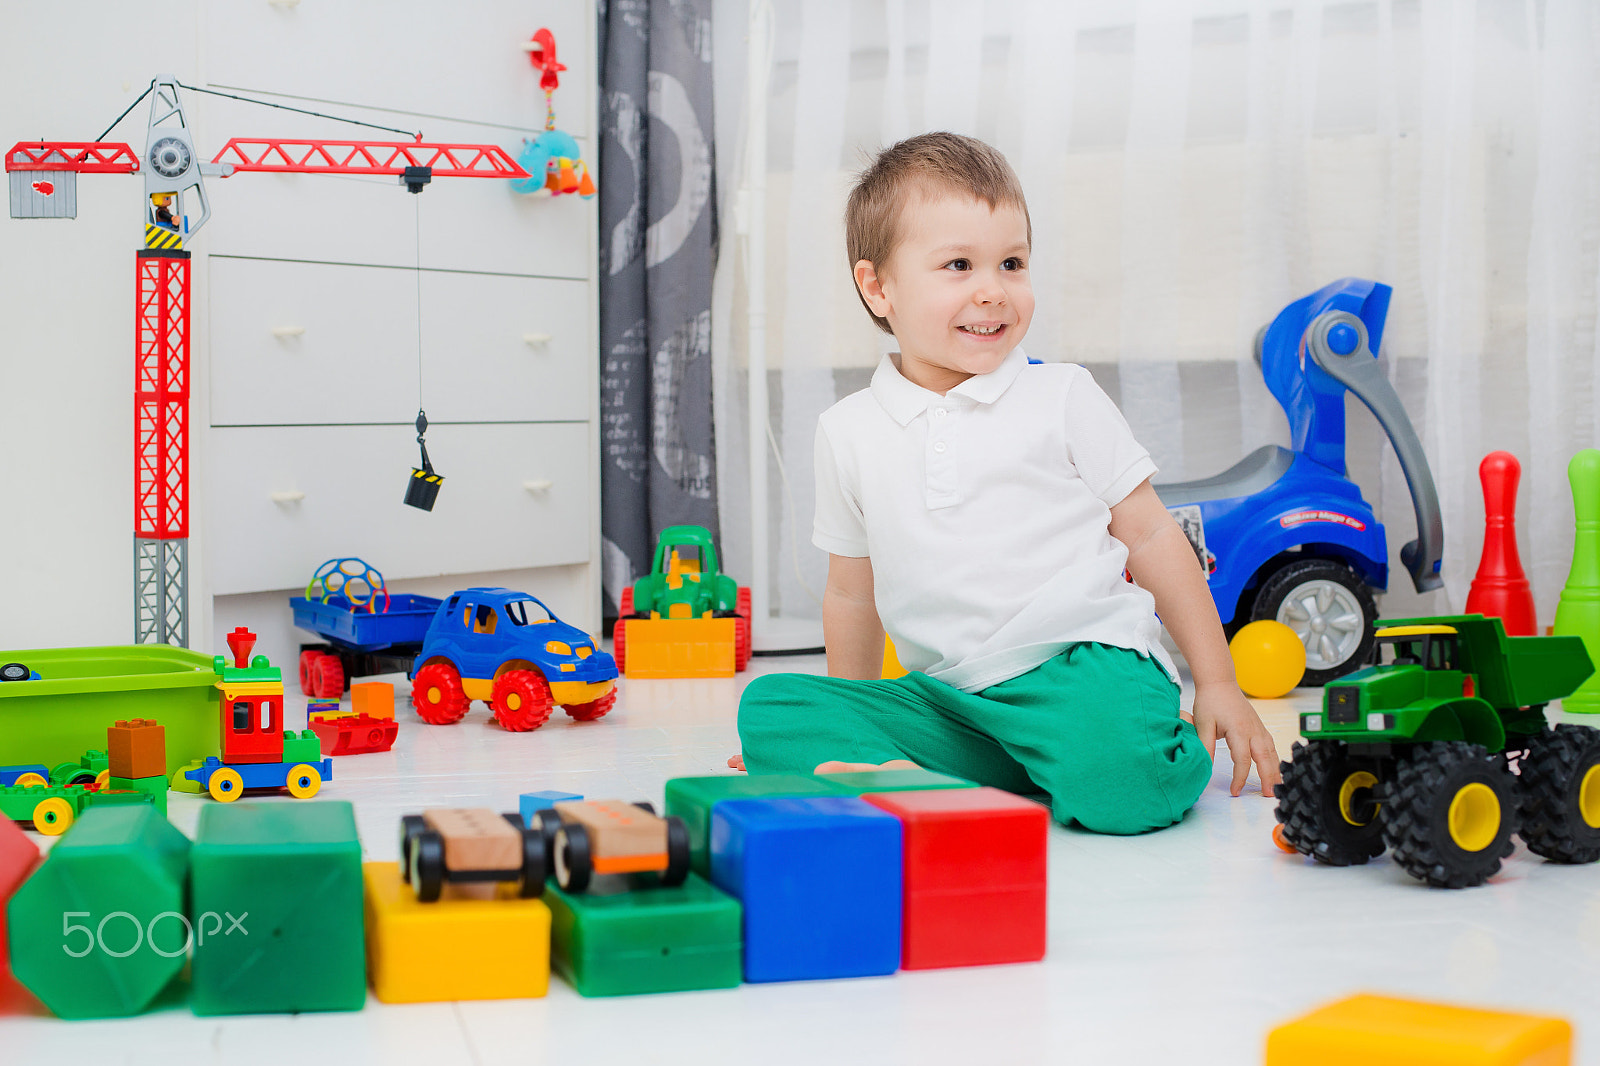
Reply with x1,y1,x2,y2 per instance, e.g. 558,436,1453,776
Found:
522,332,553,347
271,325,306,338
522,479,554,493
270,490,307,504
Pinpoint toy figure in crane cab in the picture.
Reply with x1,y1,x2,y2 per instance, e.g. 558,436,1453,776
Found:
149,192,178,232
1154,279,1445,684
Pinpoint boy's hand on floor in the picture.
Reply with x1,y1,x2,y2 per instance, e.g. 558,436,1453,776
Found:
727,753,747,772
1192,683,1282,798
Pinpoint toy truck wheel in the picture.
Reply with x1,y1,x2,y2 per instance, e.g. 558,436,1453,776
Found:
531,809,564,865
633,801,657,815
412,662,471,725
285,764,322,799
298,650,321,697
1274,740,1387,865
1518,724,1600,864
31,796,74,836
1251,559,1377,685
662,815,691,886
0,662,31,682
735,587,752,670
311,653,345,699
399,814,427,873
613,619,628,673
501,813,549,897
12,772,46,789
563,687,617,723
409,829,446,903
1383,741,1517,888
553,823,593,893
208,767,245,803
491,670,554,732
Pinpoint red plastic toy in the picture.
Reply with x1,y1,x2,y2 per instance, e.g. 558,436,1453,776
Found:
862,787,1049,970
0,814,41,992
308,713,397,756
1465,451,1538,636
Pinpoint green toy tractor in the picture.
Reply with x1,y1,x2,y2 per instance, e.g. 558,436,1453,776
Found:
615,525,752,673
1274,614,1600,888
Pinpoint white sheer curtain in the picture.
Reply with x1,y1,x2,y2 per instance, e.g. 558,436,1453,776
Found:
711,0,1600,630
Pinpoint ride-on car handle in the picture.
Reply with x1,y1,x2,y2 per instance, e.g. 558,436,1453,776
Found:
1306,310,1444,593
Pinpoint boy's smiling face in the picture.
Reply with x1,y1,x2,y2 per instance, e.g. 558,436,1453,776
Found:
855,190,1034,395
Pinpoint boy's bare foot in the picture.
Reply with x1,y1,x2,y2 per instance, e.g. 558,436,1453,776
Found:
814,759,920,774
727,753,746,771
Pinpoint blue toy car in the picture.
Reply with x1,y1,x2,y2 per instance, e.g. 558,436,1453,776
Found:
1154,279,1444,685
409,588,619,732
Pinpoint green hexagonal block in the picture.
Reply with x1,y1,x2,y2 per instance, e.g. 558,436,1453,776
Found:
190,801,365,1015
7,805,191,1019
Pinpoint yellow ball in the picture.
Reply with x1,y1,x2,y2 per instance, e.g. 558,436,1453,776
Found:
1230,620,1307,699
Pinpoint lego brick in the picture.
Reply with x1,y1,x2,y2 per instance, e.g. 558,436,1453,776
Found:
7,805,191,1018
520,789,583,826
622,617,737,678
351,681,395,719
863,787,1049,969
546,872,741,996
308,712,396,756
0,816,41,986
362,862,549,1004
816,767,977,795
109,774,170,816
1266,994,1573,1066
306,699,342,720
665,773,847,877
711,796,902,982
424,808,520,871
107,719,166,780
190,801,365,1015
282,729,323,765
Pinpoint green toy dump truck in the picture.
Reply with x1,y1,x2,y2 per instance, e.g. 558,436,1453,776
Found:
615,525,752,675
1275,614,1600,888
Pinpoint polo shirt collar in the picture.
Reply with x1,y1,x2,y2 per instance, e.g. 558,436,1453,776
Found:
870,346,1030,426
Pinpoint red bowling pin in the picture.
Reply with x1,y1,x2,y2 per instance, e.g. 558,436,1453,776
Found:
1465,451,1537,635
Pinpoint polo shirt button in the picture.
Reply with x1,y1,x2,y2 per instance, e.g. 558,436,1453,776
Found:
934,441,947,454
934,408,947,418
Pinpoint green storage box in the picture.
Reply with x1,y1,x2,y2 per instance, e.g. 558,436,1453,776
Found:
0,645,219,776
7,805,191,1018
665,773,850,877
547,872,742,996
190,801,366,1015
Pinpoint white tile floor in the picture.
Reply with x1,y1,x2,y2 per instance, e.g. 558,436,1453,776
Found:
4,652,1600,1065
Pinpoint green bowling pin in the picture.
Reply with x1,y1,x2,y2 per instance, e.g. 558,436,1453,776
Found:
1555,448,1600,712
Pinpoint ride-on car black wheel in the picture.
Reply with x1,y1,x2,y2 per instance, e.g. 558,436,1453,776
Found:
409,829,446,902
554,823,593,893
1274,740,1387,866
662,815,691,886
1252,558,1377,685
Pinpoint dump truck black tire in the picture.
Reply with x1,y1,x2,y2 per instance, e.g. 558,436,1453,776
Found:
1384,741,1516,889
1519,724,1600,865
1274,740,1387,866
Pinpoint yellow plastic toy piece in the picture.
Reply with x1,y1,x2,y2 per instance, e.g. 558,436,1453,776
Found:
209,767,244,802
883,636,909,680
1230,620,1307,699
1265,994,1573,1066
621,618,737,678
362,862,550,1004
12,772,46,789
31,796,73,836
1374,624,1460,637
285,764,323,800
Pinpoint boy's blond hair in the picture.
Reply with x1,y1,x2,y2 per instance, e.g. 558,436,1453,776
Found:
845,132,1032,335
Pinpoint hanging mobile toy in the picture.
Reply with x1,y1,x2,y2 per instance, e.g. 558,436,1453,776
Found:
513,28,596,198
405,410,443,511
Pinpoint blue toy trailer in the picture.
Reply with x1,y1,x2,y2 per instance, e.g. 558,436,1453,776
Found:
1154,279,1444,685
290,593,442,698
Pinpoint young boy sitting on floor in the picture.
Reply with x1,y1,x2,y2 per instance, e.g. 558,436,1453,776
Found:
734,132,1281,834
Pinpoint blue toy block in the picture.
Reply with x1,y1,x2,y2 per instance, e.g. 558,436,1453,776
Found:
520,790,584,826
186,756,334,793
711,796,902,983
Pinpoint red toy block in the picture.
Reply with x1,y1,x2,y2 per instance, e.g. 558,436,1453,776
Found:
0,815,42,983
863,787,1049,970
107,718,166,780
308,712,397,756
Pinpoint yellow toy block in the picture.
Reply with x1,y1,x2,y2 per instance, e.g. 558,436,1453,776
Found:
622,618,737,678
1266,994,1573,1066
351,681,395,720
883,635,909,679
362,862,550,1004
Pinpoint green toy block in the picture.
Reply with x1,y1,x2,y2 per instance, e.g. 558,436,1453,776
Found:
109,775,169,816
7,805,191,1019
546,872,742,996
282,730,322,764
665,773,850,877
816,768,977,794
190,800,365,1015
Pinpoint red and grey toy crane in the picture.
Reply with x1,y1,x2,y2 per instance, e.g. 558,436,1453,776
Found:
6,76,529,648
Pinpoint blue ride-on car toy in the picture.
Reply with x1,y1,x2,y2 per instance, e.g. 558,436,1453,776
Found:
1153,278,1444,685
409,588,620,731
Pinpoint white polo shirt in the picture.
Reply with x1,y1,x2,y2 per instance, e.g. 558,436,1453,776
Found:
813,347,1179,693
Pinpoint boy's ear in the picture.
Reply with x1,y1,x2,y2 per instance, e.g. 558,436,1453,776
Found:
854,259,891,319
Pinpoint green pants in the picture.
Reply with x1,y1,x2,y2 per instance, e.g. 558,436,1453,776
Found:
738,642,1211,835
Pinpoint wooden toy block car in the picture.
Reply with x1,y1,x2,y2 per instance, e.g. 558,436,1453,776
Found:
400,808,547,903
529,799,690,893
